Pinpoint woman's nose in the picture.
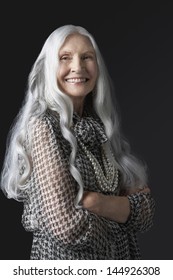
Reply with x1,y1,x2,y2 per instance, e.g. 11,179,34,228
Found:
71,57,84,72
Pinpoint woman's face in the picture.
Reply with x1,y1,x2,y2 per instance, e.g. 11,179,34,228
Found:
57,33,98,107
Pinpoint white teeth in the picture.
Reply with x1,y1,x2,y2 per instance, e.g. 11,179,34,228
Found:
66,78,86,83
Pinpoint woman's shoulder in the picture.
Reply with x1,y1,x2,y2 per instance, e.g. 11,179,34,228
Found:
31,109,61,134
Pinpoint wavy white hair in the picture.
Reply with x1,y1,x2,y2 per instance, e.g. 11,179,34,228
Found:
1,24,148,206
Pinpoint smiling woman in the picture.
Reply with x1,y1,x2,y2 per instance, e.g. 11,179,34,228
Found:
0,24,155,260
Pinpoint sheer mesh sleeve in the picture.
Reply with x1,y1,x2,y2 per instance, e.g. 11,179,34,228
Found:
30,116,91,244
125,192,155,232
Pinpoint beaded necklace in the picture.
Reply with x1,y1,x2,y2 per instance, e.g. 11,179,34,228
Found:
79,140,119,193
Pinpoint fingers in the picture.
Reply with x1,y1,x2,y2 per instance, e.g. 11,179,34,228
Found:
122,186,151,195
139,186,151,193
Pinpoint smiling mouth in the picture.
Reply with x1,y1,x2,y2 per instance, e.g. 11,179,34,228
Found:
65,78,88,83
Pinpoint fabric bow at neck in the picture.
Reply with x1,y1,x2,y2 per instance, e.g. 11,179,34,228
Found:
72,112,108,148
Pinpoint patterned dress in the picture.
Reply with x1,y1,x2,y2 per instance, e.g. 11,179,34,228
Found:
21,109,155,259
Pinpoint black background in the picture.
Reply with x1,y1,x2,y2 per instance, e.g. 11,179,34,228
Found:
0,0,173,259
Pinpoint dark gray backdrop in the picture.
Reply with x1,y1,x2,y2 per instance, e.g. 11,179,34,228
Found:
1,1,173,259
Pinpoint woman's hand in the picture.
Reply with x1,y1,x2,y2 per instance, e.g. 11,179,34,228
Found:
120,186,151,196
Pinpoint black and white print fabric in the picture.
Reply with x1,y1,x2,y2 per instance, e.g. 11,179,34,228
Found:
21,109,155,260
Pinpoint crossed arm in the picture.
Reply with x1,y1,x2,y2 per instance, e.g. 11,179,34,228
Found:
82,187,151,223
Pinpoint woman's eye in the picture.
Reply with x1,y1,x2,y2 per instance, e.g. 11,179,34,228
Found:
60,56,71,60
83,55,91,60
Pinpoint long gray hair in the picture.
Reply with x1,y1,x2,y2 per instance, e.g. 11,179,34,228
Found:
1,24,147,207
